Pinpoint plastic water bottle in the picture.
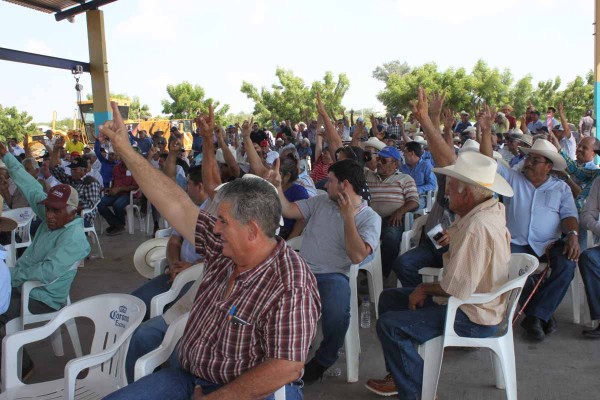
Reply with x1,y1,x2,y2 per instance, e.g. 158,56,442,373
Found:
360,297,371,329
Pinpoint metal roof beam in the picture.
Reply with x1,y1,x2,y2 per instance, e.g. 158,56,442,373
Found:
54,0,116,21
0,47,90,72
9,0,62,13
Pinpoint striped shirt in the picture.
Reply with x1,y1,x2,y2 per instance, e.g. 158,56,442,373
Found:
310,154,331,183
178,210,321,384
365,169,419,218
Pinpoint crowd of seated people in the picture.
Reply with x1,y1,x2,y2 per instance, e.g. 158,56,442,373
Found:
2,85,600,399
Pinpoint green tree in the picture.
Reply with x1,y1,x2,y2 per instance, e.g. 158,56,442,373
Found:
372,60,411,83
508,75,534,117
129,96,152,120
161,82,229,124
240,67,350,124
558,71,594,124
0,105,38,142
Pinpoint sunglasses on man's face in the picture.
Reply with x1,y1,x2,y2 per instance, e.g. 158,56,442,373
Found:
377,156,394,165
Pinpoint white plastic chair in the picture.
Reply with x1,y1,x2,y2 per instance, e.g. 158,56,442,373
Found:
0,293,146,400
134,313,287,399
125,188,143,235
5,261,83,360
3,207,35,268
418,253,539,400
150,263,205,318
154,227,173,239
81,199,103,258
286,235,382,383
145,200,171,235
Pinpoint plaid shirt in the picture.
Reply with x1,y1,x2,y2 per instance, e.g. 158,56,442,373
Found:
387,123,402,137
50,166,102,225
178,211,321,384
562,150,600,212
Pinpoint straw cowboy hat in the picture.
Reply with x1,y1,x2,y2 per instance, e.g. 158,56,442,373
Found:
518,139,566,171
459,139,509,168
361,137,386,152
433,152,514,197
412,136,428,146
133,237,169,279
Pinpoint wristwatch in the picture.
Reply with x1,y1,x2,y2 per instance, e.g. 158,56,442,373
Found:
566,230,578,237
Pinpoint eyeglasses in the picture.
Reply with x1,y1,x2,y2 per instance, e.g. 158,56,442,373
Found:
524,155,549,165
377,156,394,165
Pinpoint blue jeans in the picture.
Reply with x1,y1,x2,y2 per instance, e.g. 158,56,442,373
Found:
124,315,178,384
578,245,600,320
105,367,304,400
376,288,498,400
381,216,404,277
510,241,576,322
131,274,192,321
392,238,446,287
314,273,350,368
98,194,129,228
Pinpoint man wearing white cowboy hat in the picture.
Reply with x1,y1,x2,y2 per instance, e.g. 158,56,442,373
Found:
366,151,513,398
481,129,580,342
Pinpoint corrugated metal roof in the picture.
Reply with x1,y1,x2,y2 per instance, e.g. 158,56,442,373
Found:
3,0,81,14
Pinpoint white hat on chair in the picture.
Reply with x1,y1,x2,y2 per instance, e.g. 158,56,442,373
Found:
133,238,169,279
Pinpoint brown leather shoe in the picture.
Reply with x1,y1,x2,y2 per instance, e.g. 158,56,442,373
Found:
365,373,398,397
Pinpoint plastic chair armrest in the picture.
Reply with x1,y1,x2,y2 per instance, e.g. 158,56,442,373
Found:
134,313,189,381
64,345,123,395
150,263,204,318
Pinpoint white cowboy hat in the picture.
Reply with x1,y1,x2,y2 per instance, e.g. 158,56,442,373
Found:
463,126,477,135
412,136,428,146
434,152,514,197
518,139,566,171
459,139,509,167
133,238,169,279
361,137,386,152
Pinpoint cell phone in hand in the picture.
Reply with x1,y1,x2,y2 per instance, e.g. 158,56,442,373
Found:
433,232,444,241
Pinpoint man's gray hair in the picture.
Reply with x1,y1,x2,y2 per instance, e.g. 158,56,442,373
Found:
22,157,38,170
219,178,282,238
456,180,494,202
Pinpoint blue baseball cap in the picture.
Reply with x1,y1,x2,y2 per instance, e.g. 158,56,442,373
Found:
378,146,401,161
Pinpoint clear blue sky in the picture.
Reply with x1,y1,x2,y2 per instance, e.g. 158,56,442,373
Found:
0,0,594,123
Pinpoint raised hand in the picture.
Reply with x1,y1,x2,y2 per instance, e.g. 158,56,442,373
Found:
428,91,446,124
337,191,357,220
193,104,214,139
54,136,65,149
241,118,253,138
442,109,455,132
558,101,565,117
98,102,132,151
477,104,493,133
169,137,182,153
316,92,329,119
264,157,282,188
410,86,430,124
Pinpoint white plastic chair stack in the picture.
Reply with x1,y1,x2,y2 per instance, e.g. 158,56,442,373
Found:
80,199,103,259
125,188,143,235
0,294,146,400
3,207,35,268
417,253,539,400
5,261,83,362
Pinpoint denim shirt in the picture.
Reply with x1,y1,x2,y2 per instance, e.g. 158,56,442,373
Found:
497,162,578,256
399,158,438,194
3,153,90,310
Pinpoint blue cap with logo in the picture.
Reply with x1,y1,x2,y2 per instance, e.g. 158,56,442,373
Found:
378,146,401,161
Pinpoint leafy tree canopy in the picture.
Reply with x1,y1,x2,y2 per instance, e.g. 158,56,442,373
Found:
0,105,38,142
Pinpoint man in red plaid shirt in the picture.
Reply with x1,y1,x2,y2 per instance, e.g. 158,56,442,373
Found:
101,103,320,400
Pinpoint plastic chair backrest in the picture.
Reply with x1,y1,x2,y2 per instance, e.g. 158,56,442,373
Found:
400,230,416,255
495,253,539,336
85,294,146,378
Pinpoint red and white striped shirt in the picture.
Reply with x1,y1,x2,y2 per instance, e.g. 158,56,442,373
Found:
178,210,321,384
